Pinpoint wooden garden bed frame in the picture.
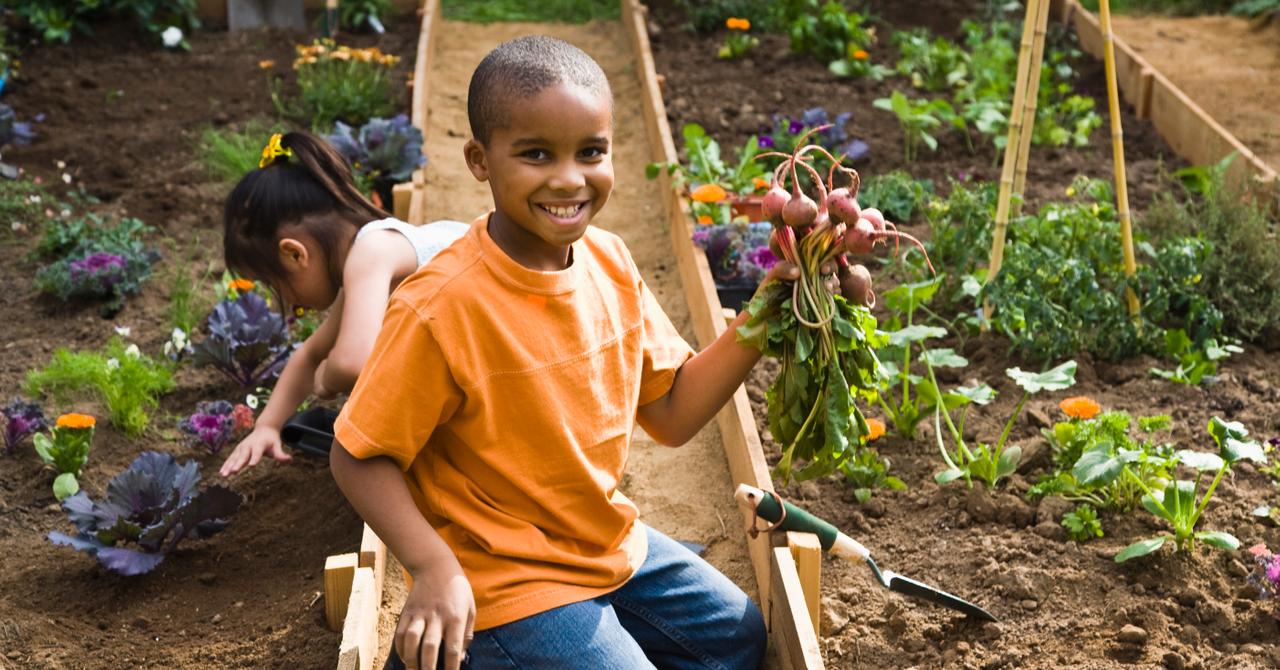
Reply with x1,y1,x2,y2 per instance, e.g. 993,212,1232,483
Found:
1053,0,1277,185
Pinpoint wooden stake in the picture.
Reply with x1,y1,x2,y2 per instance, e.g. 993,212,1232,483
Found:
786,532,822,635
358,524,387,601
324,552,359,632
985,0,1043,295
769,547,824,670
1099,0,1141,316
1010,0,1052,216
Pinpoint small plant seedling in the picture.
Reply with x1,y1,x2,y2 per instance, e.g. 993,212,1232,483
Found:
1062,504,1103,542
33,413,95,500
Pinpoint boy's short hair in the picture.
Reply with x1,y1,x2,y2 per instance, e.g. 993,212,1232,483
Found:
467,35,611,145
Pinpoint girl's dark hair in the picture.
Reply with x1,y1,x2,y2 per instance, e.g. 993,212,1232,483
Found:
223,131,385,290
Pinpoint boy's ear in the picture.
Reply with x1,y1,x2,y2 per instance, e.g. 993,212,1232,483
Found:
278,238,309,269
463,138,490,183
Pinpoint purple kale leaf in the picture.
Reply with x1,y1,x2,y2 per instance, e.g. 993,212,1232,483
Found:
178,400,236,454
3,397,48,455
192,292,295,389
48,451,242,576
327,114,426,185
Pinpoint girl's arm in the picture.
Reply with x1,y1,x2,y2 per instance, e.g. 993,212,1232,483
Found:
318,230,418,394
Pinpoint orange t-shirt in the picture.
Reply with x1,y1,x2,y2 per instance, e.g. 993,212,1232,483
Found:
333,212,695,630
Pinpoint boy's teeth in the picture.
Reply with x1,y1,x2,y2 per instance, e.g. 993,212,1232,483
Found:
544,204,579,218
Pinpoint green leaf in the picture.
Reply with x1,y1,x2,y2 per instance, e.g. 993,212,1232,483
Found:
645,163,661,180
854,488,871,504
1115,536,1166,562
887,325,947,347
1162,480,1197,522
1195,531,1239,551
33,433,54,465
1221,437,1265,465
1207,416,1248,444
796,327,815,362
53,473,79,501
996,445,1022,478
828,59,853,77
1073,446,1126,487
1175,449,1224,472
935,468,965,484
950,383,996,406
920,347,967,368
1141,492,1170,521
1007,360,1077,394
883,276,943,314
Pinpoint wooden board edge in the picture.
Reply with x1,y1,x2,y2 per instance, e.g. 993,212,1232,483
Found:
770,548,825,670
621,1,821,667
324,552,359,632
407,0,442,224
337,566,379,670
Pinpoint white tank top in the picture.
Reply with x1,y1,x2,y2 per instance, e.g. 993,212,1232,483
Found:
354,217,469,269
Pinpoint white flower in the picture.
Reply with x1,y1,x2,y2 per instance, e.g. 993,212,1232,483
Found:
245,394,260,410
161,26,183,48
61,173,72,184
171,328,188,348
124,344,141,359
106,358,120,371
114,325,131,338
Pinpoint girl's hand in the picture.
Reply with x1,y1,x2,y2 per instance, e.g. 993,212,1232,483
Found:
220,425,290,477
313,360,336,400
398,557,476,670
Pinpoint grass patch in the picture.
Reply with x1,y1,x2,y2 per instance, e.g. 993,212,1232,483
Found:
196,119,288,184
0,178,52,237
443,0,618,23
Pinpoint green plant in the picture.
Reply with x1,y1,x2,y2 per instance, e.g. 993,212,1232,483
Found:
777,0,890,79
872,91,960,162
339,0,392,31
892,28,969,92
1149,329,1242,385
839,445,906,503
1116,417,1266,562
26,338,174,437
13,0,200,45
1062,503,1103,542
646,123,768,225
33,413,95,500
196,119,288,184
32,214,159,316
934,360,1078,489
718,17,759,59
273,40,399,131
677,0,777,33
0,178,50,236
858,170,934,223
163,241,214,337
443,0,619,23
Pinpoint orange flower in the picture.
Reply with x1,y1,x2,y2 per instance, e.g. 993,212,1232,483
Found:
864,418,886,442
258,59,275,69
752,176,769,191
228,278,255,293
852,49,869,61
56,413,96,430
726,17,751,31
690,183,728,203
697,215,713,225
1059,396,1101,420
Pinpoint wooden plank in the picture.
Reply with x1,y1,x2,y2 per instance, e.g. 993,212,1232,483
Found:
392,181,413,221
786,532,822,635
407,0,442,225
770,548,824,670
324,552,359,632
359,523,387,601
337,567,379,670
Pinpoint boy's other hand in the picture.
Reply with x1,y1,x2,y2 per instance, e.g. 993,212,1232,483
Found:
398,557,476,670
219,425,290,477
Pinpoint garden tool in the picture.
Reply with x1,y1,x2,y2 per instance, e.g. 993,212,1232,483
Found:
735,483,998,622
280,406,339,458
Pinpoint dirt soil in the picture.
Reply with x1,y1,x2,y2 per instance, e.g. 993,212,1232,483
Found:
0,14,421,670
1112,14,1280,174
649,2,1280,669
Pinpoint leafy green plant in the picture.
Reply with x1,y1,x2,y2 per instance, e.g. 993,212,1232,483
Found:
934,360,1078,489
777,0,889,79
33,413,95,500
873,92,962,162
892,28,969,92
32,214,159,316
839,445,906,503
718,17,759,59
646,123,768,225
858,170,934,223
26,338,174,437
12,0,200,45
677,0,777,33
163,242,213,337
0,178,50,236
339,0,392,31
1116,417,1266,562
1062,503,1103,542
1149,329,1242,385
196,119,288,184
273,40,400,131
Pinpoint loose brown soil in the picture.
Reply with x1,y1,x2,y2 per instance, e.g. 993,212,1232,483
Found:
0,14,421,669
650,2,1280,668
1112,14,1280,174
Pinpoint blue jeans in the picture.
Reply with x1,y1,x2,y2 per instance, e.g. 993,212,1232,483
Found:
386,524,767,669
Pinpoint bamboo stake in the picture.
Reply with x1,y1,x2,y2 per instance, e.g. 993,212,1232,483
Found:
1010,0,1052,216
983,0,1044,316
1099,0,1141,316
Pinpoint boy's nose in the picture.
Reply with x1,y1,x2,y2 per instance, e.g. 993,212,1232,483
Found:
547,162,586,191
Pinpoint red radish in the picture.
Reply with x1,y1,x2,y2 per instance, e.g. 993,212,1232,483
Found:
762,184,790,227
840,263,875,308
826,186,860,224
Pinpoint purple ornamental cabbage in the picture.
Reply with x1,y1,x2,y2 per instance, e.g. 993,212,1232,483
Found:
3,398,48,455
68,251,128,292
178,401,236,454
327,114,426,184
48,451,243,576
192,292,295,388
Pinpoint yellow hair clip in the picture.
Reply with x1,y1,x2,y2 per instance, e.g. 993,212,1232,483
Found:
259,133,293,168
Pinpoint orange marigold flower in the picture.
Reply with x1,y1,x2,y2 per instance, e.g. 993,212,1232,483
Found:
752,176,769,191
228,278,255,293
690,183,728,203
56,413,96,430
853,49,869,61
258,59,275,70
1059,396,1101,420
864,418,886,442
726,17,751,31
697,215,713,225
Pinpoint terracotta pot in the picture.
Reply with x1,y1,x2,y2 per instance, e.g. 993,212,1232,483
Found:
729,195,765,222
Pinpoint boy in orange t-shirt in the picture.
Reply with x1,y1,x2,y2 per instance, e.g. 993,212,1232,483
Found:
330,36,852,670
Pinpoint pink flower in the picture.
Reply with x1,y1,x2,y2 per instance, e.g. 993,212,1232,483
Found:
1251,543,1271,558
1268,557,1280,586
231,404,254,432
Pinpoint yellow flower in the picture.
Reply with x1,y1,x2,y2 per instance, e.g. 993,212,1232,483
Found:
726,17,751,31
258,59,275,70
229,278,255,293
852,49,869,61
752,177,769,191
56,413,96,430
259,133,292,169
690,183,728,203
697,215,713,225
1059,396,1101,420
295,307,306,317
331,49,351,61
864,418,886,442
1065,186,1077,197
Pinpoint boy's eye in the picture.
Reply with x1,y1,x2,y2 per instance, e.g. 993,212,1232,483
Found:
579,146,607,160
521,148,550,161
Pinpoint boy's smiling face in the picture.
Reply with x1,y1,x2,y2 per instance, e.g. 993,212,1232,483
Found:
464,81,614,271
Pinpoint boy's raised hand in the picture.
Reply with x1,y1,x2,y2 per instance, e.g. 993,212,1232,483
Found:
397,557,476,670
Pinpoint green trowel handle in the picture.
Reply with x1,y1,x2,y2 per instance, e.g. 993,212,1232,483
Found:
754,490,839,552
